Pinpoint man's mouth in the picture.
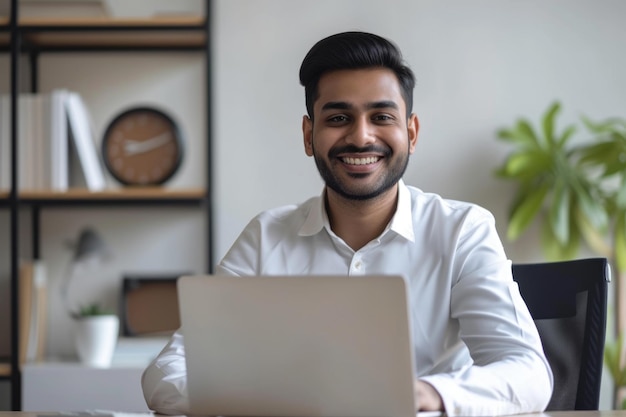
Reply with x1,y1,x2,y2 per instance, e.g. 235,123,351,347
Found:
341,156,381,166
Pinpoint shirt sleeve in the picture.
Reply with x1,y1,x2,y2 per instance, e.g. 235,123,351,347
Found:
141,330,190,415
141,263,242,414
419,210,554,416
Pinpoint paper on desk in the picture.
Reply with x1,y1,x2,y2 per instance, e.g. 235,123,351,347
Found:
45,410,155,417
44,410,441,417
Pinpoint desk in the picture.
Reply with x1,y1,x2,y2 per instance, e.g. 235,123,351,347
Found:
1,412,626,417
21,363,149,412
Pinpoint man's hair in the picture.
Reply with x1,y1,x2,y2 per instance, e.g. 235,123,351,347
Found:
299,31,416,119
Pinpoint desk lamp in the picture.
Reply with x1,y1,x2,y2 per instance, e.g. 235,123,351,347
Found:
60,227,110,319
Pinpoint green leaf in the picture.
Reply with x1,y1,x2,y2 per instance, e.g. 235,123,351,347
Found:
541,219,580,261
516,119,540,146
497,149,549,179
582,115,626,135
606,160,626,177
78,303,114,317
557,125,577,148
605,333,626,385
549,180,570,245
615,213,626,274
617,179,626,209
572,184,609,231
578,141,619,167
542,102,561,148
507,183,550,240
497,128,523,143
575,207,612,257
497,125,538,148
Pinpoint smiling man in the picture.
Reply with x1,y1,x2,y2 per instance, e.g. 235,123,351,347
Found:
142,31,553,416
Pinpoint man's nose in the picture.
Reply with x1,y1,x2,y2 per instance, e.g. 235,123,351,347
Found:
345,117,375,147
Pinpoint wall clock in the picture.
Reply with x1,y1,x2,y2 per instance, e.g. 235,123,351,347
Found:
102,107,184,186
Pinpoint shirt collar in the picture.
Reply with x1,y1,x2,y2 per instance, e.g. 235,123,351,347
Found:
298,180,415,242
298,188,328,236
389,179,415,242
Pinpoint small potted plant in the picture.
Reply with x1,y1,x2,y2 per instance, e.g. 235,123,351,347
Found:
74,302,119,368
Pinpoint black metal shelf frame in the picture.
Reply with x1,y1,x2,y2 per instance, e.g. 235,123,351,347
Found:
4,0,214,410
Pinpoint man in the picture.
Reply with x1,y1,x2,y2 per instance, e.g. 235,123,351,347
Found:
142,31,553,416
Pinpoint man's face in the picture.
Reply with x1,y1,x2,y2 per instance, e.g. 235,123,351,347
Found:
302,68,418,201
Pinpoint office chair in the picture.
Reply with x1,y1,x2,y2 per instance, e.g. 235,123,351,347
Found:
512,258,610,411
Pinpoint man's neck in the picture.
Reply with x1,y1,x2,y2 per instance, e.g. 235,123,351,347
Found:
325,184,399,251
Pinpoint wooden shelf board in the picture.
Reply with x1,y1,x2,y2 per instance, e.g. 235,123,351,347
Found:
19,187,205,200
3,16,206,29
1,187,205,201
0,16,207,48
0,361,10,377
19,16,205,27
23,31,206,48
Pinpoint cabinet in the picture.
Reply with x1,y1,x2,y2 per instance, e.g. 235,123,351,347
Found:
0,0,212,410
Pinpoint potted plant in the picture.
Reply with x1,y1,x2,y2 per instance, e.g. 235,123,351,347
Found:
74,302,119,368
494,102,626,407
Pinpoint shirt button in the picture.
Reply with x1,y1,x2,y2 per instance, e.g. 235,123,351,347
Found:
354,261,362,269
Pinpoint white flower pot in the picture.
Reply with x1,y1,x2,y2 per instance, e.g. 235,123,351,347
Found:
75,315,119,368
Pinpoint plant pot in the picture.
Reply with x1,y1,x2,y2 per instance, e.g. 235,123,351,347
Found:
75,315,119,368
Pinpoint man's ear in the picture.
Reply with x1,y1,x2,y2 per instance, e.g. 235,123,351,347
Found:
408,113,419,154
303,115,314,156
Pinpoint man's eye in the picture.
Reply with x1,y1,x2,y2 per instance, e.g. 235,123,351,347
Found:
373,114,393,121
328,115,349,123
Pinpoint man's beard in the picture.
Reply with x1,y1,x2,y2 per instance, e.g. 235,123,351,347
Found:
312,143,410,201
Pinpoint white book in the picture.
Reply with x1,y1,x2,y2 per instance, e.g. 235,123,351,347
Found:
0,94,10,190
19,94,36,190
31,94,44,190
40,94,53,190
65,92,106,191
49,89,69,191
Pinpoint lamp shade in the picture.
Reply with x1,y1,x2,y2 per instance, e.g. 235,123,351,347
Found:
72,228,108,262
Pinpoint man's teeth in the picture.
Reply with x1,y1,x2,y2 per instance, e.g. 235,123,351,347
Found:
342,156,380,165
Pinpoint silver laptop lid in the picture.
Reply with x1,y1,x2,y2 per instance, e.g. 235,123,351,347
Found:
178,274,416,417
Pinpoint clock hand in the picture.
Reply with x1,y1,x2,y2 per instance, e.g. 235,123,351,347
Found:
124,132,173,156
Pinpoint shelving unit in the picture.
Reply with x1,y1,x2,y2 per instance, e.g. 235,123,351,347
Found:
1,0,213,410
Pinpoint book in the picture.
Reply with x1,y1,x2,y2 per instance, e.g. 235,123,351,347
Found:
65,92,106,191
18,94,36,190
0,94,10,190
31,93,44,190
50,89,69,191
18,261,34,366
18,260,48,366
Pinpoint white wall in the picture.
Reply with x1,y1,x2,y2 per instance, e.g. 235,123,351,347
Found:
2,0,626,409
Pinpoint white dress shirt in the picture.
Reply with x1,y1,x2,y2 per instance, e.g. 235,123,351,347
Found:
142,180,553,416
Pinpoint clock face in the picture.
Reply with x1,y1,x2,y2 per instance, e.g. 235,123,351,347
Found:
102,107,184,186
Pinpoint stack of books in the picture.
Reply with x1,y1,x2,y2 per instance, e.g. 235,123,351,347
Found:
0,89,107,192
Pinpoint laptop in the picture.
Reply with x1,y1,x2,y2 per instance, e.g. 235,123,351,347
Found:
177,274,418,417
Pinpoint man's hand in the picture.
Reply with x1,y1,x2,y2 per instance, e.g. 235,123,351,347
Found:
415,380,444,412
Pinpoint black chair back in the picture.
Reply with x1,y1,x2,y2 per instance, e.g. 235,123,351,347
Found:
512,258,610,410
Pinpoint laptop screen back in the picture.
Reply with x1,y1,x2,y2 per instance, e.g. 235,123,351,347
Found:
178,275,417,417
